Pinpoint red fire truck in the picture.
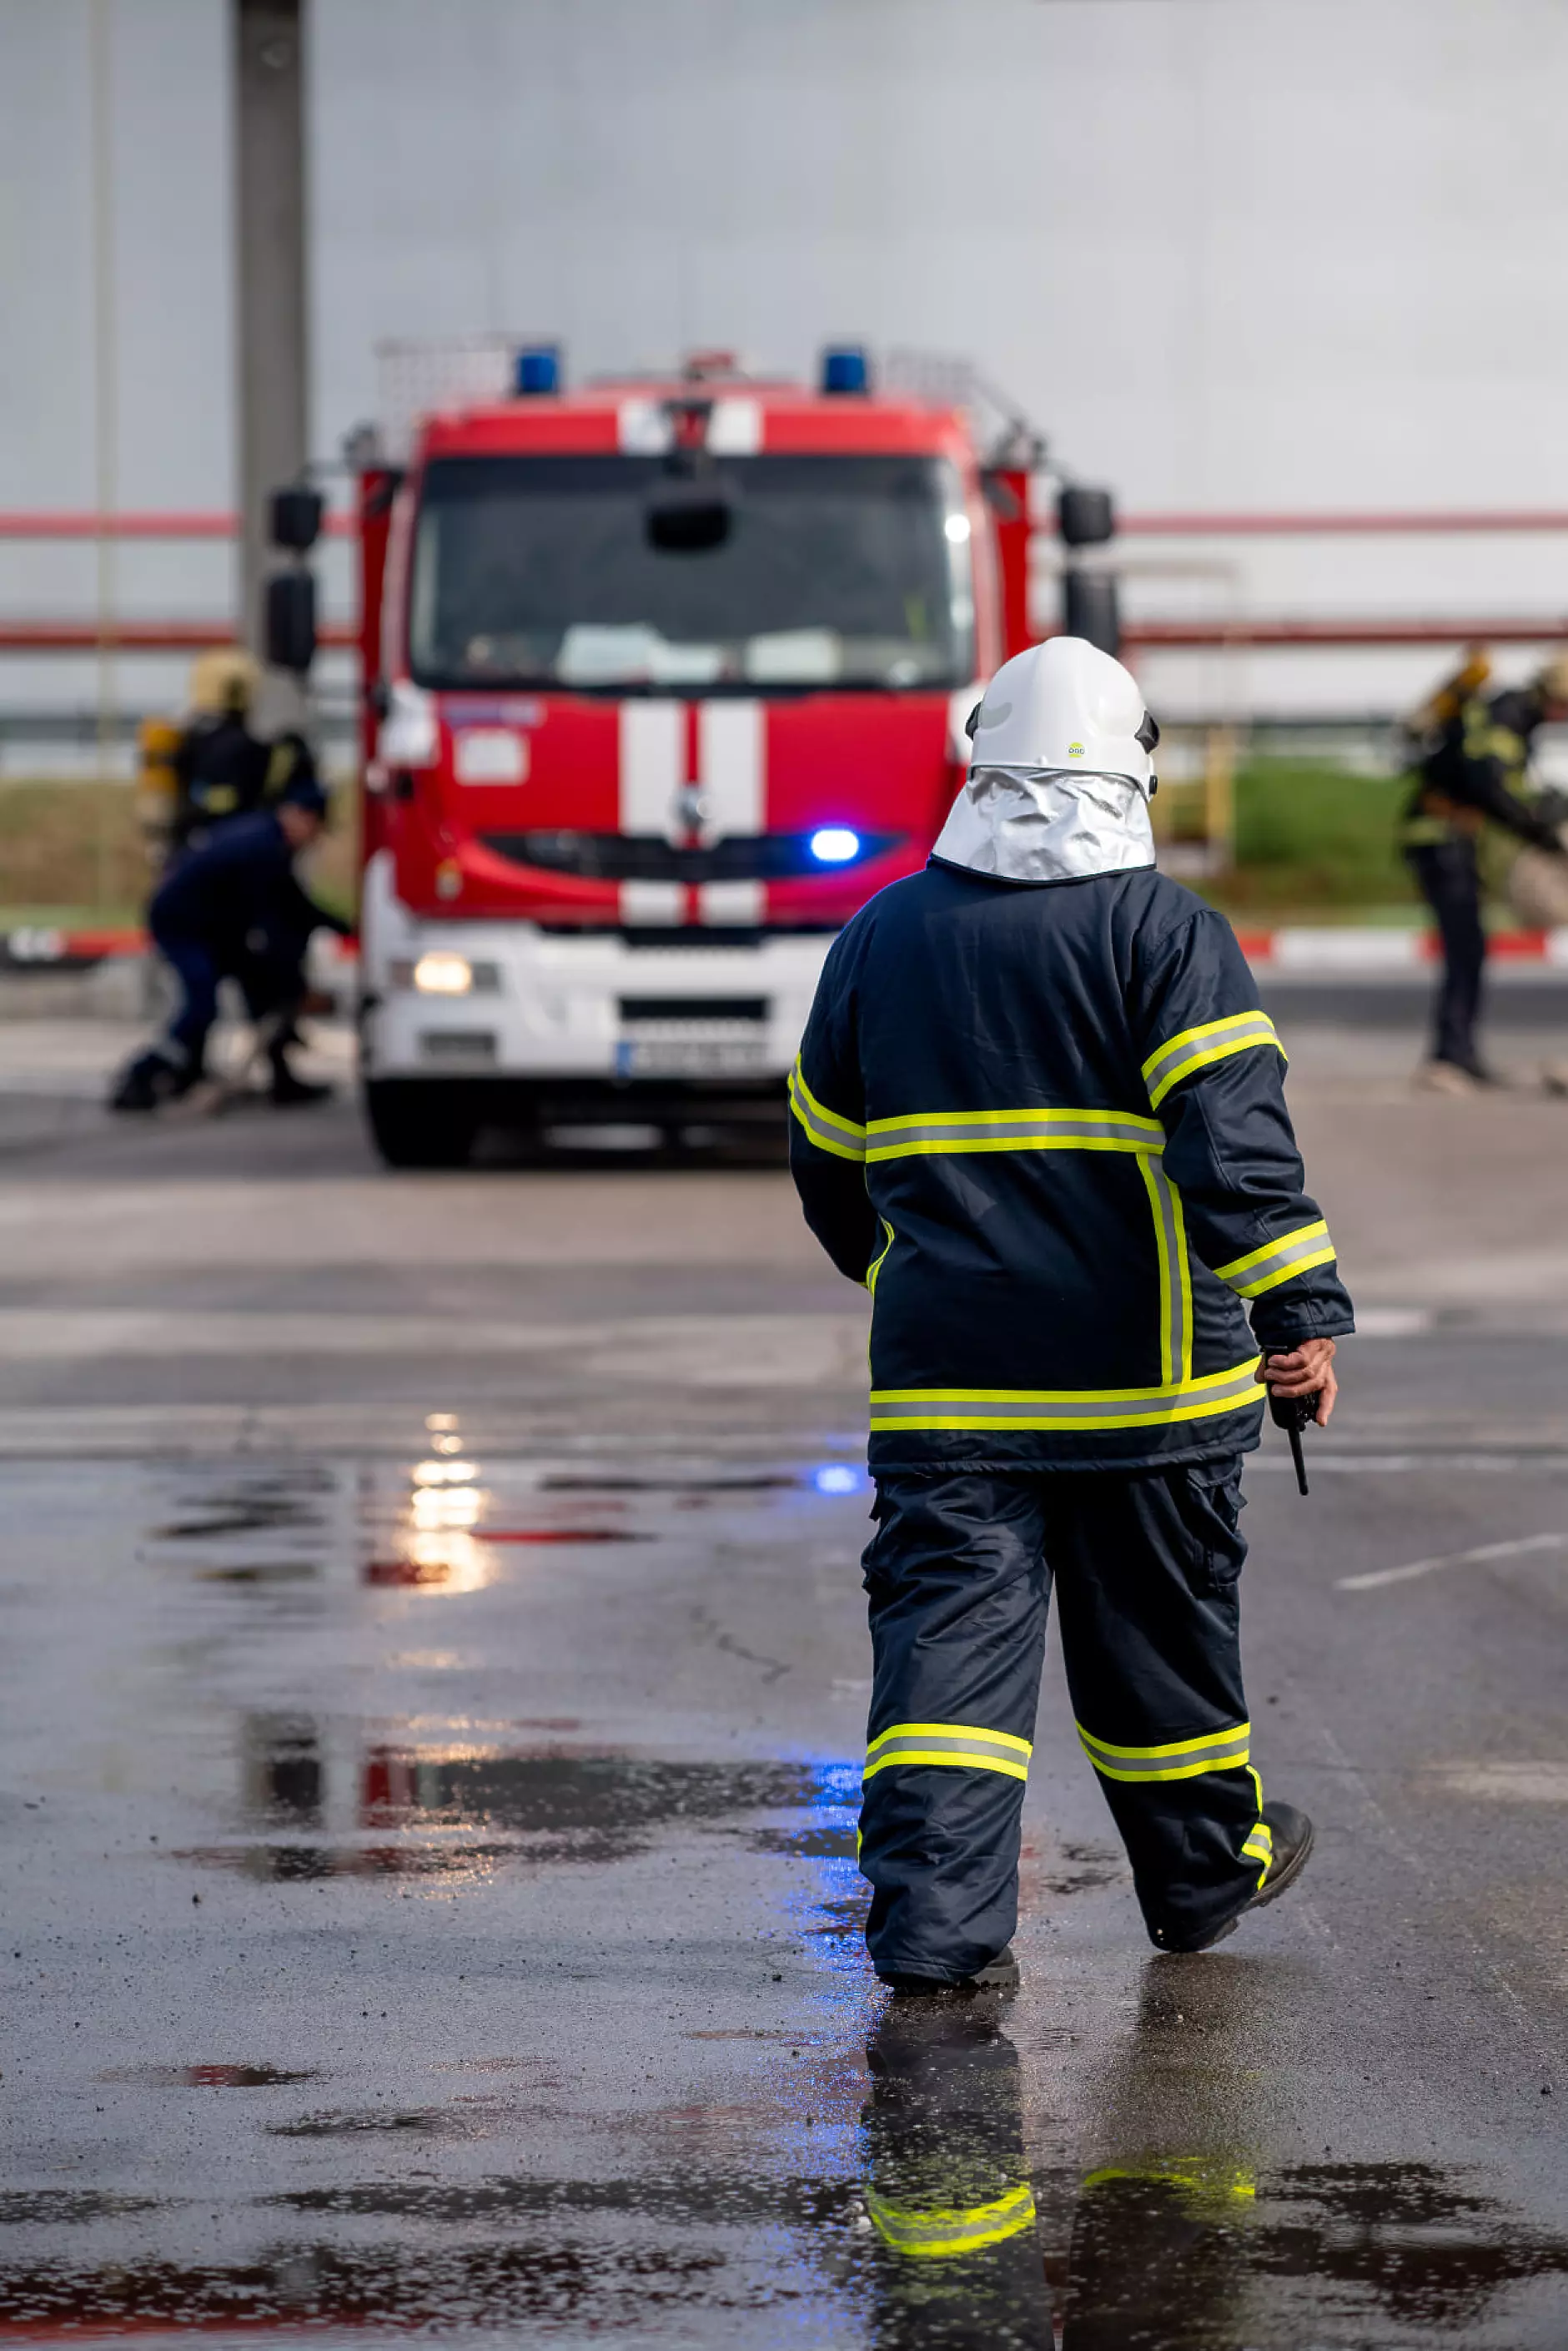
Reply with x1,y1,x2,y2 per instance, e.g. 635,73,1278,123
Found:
341,345,1042,1166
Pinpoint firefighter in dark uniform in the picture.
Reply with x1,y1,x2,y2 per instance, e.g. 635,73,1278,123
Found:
166,649,273,855
1401,653,1568,1090
789,636,1355,1989
109,774,347,1111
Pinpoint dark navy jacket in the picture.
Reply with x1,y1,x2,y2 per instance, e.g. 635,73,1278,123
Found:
789,859,1355,1473
151,811,344,959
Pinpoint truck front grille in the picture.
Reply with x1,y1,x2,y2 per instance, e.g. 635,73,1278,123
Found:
480,830,897,884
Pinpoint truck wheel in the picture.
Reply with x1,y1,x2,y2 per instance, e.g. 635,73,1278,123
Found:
363,1080,480,1170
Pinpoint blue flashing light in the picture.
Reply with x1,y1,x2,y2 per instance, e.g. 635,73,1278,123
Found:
810,826,861,864
821,345,869,395
514,345,561,396
812,1463,862,1496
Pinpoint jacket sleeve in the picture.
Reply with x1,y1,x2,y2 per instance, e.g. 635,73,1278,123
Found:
788,930,882,1286
1133,908,1355,1352
1452,704,1565,850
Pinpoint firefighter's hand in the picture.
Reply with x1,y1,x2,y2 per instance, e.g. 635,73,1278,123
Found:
1257,1337,1338,1427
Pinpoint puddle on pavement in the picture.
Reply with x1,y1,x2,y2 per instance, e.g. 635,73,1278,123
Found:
95,2064,318,2088
179,1835,637,1878
539,1473,799,1493
185,1720,850,1876
854,2004,1568,2348
269,2101,508,2141
0,2192,163,2225
750,1825,860,1859
0,2152,1558,2343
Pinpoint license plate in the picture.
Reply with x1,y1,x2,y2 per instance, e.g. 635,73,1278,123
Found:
616,1035,769,1077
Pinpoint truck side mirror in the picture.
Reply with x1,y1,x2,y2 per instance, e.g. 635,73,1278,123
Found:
265,571,318,672
269,484,325,551
1058,486,1116,548
1063,569,1121,657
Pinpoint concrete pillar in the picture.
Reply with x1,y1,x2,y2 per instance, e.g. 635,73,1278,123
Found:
233,0,308,667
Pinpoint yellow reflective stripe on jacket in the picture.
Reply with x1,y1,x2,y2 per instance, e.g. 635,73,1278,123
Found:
1078,1719,1251,1782
869,1356,1262,1433
864,1721,1033,1783
864,1106,1164,1161
1215,1218,1336,1299
787,1057,866,1162
1139,1156,1193,1387
867,2180,1037,2258
1142,1011,1284,1110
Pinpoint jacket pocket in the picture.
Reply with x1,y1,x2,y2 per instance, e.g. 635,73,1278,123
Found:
1178,1464,1249,1596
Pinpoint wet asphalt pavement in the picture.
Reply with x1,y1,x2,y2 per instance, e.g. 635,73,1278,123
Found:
1,1009,1567,2345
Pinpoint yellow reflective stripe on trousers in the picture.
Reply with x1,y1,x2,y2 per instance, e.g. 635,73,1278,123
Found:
864,1721,1033,1784
865,1218,895,1297
864,1105,1164,1160
1078,1719,1251,1782
1142,1011,1284,1110
869,1356,1262,1433
787,1057,866,1163
1215,1218,1336,1300
1139,1155,1193,1387
1241,1762,1272,1883
867,2181,1037,2258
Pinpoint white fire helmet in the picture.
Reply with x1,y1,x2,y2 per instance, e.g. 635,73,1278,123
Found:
966,637,1157,793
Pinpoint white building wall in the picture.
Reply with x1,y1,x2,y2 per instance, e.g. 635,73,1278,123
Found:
4,0,1568,722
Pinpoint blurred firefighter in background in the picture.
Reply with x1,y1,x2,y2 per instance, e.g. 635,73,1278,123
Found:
1401,651,1568,1091
138,649,323,864
109,773,349,1113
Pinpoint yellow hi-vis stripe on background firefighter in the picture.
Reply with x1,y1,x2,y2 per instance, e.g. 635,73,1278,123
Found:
869,1357,1263,1433
1215,1219,1337,1299
787,1059,866,1161
1142,1011,1284,1110
863,1106,1165,1160
1077,1719,1251,1782
867,2182,1037,2258
864,1722,1033,1783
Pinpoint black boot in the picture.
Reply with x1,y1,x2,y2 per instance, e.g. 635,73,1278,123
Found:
268,1051,332,1108
108,1049,192,1113
1162,1803,1315,1953
882,1945,1021,1996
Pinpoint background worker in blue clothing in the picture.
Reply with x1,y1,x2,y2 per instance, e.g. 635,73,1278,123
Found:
1401,651,1568,1091
789,636,1356,1991
110,774,349,1112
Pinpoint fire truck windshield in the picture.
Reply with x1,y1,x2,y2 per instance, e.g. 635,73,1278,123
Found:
408,454,975,692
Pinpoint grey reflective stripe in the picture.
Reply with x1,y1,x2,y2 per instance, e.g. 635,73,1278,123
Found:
1235,1227,1330,1279
865,1731,1029,1773
787,1074,865,1159
868,1366,1264,1426
1082,1728,1251,1777
1145,1159,1187,1378
1143,1013,1277,1090
867,1112,1160,1152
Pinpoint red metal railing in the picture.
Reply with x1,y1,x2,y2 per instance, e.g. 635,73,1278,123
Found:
3,506,1566,653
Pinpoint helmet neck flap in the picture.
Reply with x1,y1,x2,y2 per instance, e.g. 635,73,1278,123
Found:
932,636,1158,885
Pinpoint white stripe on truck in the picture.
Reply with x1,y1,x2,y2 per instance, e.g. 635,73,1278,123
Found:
618,702,684,925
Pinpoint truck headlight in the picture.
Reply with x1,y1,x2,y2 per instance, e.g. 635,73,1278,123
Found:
413,951,475,994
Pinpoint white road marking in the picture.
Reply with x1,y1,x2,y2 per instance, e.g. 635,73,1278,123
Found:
1426,1761,1568,1804
1337,1531,1568,1592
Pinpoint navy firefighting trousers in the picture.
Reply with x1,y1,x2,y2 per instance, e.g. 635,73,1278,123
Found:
860,1461,1272,1975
